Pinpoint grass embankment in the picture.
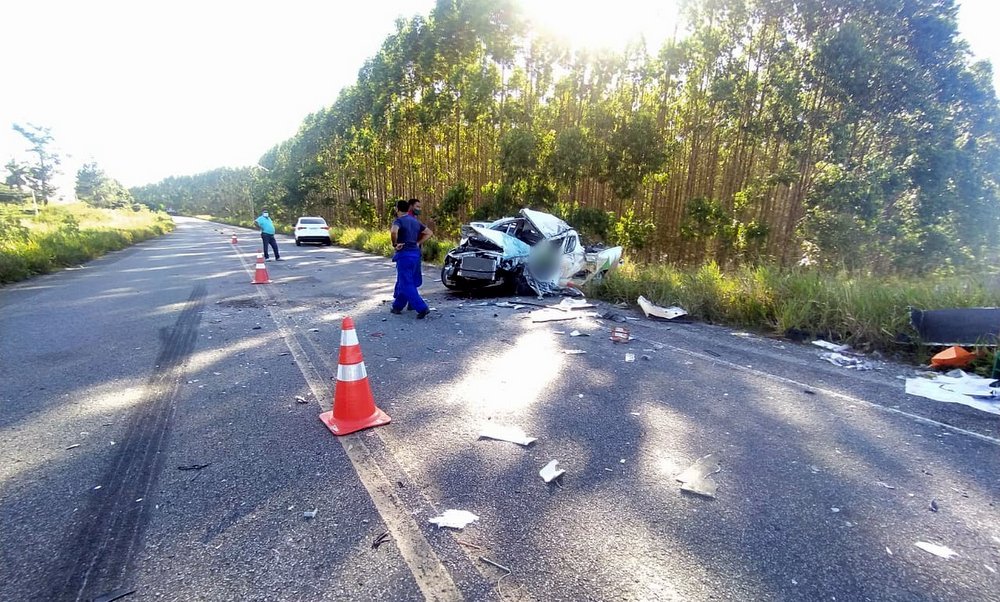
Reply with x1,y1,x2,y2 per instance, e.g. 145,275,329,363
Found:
595,262,1000,369
200,214,999,369
0,202,174,284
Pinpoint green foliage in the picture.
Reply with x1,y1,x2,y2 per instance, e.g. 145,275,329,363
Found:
433,182,473,237
609,207,655,250
10,123,60,203
76,162,134,209
552,200,612,241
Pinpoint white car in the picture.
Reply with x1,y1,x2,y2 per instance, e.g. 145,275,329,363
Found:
294,216,331,246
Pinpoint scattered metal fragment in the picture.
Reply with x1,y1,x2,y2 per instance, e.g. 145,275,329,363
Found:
429,509,479,529
703,349,721,358
875,481,897,490
564,349,587,355
386,357,400,362
675,453,721,498
915,541,958,558
177,463,212,471
302,509,318,519
819,351,874,370
372,531,391,549
803,390,816,395
294,395,308,404
610,326,630,343
308,328,320,332
641,355,652,360
569,330,588,337
886,547,893,556
479,556,511,574
92,587,137,602
539,460,565,483
479,424,536,446
929,499,939,512
370,332,385,338
65,444,81,450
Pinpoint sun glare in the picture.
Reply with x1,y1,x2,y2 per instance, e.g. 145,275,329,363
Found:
522,0,682,52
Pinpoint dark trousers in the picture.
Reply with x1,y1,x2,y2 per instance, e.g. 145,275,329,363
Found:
261,232,280,259
391,250,428,313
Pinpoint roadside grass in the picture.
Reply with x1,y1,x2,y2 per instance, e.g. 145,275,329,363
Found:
199,215,999,369
0,202,173,284
593,260,1000,367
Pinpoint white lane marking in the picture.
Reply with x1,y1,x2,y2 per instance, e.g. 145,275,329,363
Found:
235,244,463,601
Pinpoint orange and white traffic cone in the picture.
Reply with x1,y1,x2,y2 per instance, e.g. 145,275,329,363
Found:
251,252,271,284
319,316,391,436
231,234,238,244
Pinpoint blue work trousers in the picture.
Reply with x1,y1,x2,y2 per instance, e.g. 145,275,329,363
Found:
391,250,428,313
261,232,280,259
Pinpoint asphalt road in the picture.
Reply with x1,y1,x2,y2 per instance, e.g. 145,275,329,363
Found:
1,216,998,602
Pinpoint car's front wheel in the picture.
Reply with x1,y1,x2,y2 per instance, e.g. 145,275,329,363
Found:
295,239,302,246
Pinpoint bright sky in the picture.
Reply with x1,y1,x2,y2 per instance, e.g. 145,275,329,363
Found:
0,0,996,196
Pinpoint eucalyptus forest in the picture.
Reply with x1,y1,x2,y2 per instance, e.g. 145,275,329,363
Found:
131,0,1000,275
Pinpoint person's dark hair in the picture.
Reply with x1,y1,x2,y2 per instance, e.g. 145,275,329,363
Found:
396,199,410,213
407,198,420,208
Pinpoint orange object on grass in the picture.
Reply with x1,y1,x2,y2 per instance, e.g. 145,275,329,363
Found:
930,345,975,368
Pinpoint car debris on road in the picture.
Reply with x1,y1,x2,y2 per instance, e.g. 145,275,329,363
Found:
429,509,480,529
675,453,721,498
539,460,565,483
479,424,536,446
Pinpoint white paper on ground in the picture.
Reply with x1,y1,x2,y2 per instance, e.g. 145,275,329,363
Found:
428,509,479,529
914,541,959,559
905,372,1000,415
479,424,536,446
539,460,565,483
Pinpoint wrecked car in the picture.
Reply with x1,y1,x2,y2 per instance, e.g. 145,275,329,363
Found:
440,208,623,296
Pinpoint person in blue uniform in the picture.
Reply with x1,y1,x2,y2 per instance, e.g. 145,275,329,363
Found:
390,199,432,318
254,209,281,261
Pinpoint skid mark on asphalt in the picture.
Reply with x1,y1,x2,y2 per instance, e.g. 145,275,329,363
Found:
50,283,206,601
236,248,465,601
633,332,1000,447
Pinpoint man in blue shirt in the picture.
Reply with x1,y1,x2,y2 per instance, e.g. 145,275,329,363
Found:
390,199,432,318
254,210,281,261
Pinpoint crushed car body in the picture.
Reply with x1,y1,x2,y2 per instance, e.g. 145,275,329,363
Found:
441,208,623,296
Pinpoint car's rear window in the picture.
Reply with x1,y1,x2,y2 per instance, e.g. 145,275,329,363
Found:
299,218,326,225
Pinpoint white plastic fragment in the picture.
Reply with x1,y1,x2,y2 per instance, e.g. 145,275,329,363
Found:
294,395,308,404
905,370,1000,415
914,541,958,558
813,340,850,352
675,454,721,498
564,349,587,355
886,547,893,556
569,330,587,337
302,509,318,518
625,353,636,362
819,352,874,370
479,424,536,446
539,460,565,483
637,296,687,320
429,509,479,529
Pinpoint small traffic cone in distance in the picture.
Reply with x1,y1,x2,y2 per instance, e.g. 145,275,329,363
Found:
231,234,238,244
252,252,271,284
320,316,391,436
